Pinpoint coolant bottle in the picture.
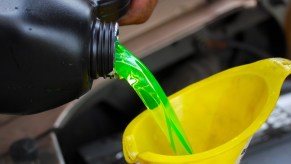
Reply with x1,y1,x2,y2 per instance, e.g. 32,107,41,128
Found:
0,0,131,114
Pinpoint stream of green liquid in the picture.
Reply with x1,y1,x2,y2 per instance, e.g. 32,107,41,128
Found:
114,42,193,155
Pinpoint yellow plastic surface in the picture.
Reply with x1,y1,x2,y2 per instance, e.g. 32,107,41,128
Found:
122,58,291,164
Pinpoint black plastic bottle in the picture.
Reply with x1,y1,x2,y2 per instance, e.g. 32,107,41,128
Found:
0,0,131,114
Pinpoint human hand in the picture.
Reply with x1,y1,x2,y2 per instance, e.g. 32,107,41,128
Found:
118,0,158,25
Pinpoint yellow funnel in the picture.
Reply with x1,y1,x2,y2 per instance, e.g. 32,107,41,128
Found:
122,58,291,164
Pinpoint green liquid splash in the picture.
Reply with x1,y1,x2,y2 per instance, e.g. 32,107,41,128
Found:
114,41,193,155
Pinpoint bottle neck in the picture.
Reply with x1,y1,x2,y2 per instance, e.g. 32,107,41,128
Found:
90,0,131,22
90,20,118,79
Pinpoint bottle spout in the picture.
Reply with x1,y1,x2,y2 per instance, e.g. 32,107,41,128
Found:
90,20,118,79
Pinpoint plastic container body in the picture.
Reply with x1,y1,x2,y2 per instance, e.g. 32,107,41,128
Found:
0,0,130,114
123,58,291,164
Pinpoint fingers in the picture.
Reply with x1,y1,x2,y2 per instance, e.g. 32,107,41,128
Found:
118,0,158,26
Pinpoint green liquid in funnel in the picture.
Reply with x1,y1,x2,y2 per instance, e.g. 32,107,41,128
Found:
114,41,193,155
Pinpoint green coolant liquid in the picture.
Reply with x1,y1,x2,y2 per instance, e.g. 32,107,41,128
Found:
114,41,193,155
